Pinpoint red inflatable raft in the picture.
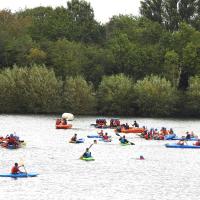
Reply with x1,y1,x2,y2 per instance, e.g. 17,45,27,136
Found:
56,124,72,129
116,127,144,133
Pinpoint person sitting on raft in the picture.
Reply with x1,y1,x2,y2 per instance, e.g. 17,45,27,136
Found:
119,135,129,144
71,134,77,142
194,139,200,146
7,134,18,146
169,128,174,134
98,130,104,137
102,133,111,141
185,131,191,140
132,121,139,127
62,118,67,125
125,123,129,129
82,148,92,158
11,163,23,174
177,139,185,145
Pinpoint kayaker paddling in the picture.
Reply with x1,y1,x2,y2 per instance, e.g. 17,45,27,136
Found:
82,148,92,158
11,163,23,174
119,135,129,144
70,134,77,143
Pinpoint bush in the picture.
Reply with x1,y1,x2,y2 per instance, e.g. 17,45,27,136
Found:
134,75,178,117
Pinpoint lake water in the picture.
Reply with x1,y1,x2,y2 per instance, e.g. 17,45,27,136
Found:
0,115,200,200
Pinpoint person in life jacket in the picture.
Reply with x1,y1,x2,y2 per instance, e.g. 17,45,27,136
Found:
11,163,22,174
139,155,145,160
98,130,104,137
7,134,18,146
185,131,191,140
194,139,200,146
71,134,77,142
56,119,61,125
125,123,129,129
102,133,110,141
82,148,92,158
62,118,67,125
177,139,185,145
119,135,129,144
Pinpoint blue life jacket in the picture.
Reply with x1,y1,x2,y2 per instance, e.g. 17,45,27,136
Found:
83,152,91,158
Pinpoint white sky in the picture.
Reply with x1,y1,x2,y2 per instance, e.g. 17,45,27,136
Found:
0,0,141,23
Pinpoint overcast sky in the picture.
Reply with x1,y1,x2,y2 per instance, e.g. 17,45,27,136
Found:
0,0,141,23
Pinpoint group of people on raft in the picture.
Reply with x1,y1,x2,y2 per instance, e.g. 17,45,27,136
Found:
177,131,200,146
56,118,67,125
140,127,175,140
119,121,139,129
95,118,121,128
0,133,22,148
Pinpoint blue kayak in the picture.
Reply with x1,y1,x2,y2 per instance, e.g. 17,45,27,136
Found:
0,172,38,178
99,138,112,142
69,138,84,144
87,135,101,138
170,137,198,141
164,134,176,140
165,143,200,149
87,135,111,139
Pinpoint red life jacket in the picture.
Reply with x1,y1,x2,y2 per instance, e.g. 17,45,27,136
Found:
11,166,20,174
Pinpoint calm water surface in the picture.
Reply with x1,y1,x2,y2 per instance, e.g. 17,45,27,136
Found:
0,115,200,200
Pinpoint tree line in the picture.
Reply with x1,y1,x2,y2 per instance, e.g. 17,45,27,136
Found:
0,0,200,117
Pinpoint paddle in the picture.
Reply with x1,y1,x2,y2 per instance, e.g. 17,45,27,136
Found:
19,161,28,176
115,133,135,145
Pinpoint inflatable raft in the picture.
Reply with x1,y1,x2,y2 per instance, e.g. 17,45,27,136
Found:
56,124,72,129
1,142,26,149
117,127,144,134
165,143,200,149
0,172,38,178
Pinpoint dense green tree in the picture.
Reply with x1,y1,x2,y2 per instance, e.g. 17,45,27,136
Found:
25,65,62,113
140,0,163,24
97,74,134,115
185,76,200,116
0,65,62,113
134,75,178,116
46,39,87,78
164,50,180,87
140,0,198,31
67,0,105,43
27,48,47,64
63,76,96,114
